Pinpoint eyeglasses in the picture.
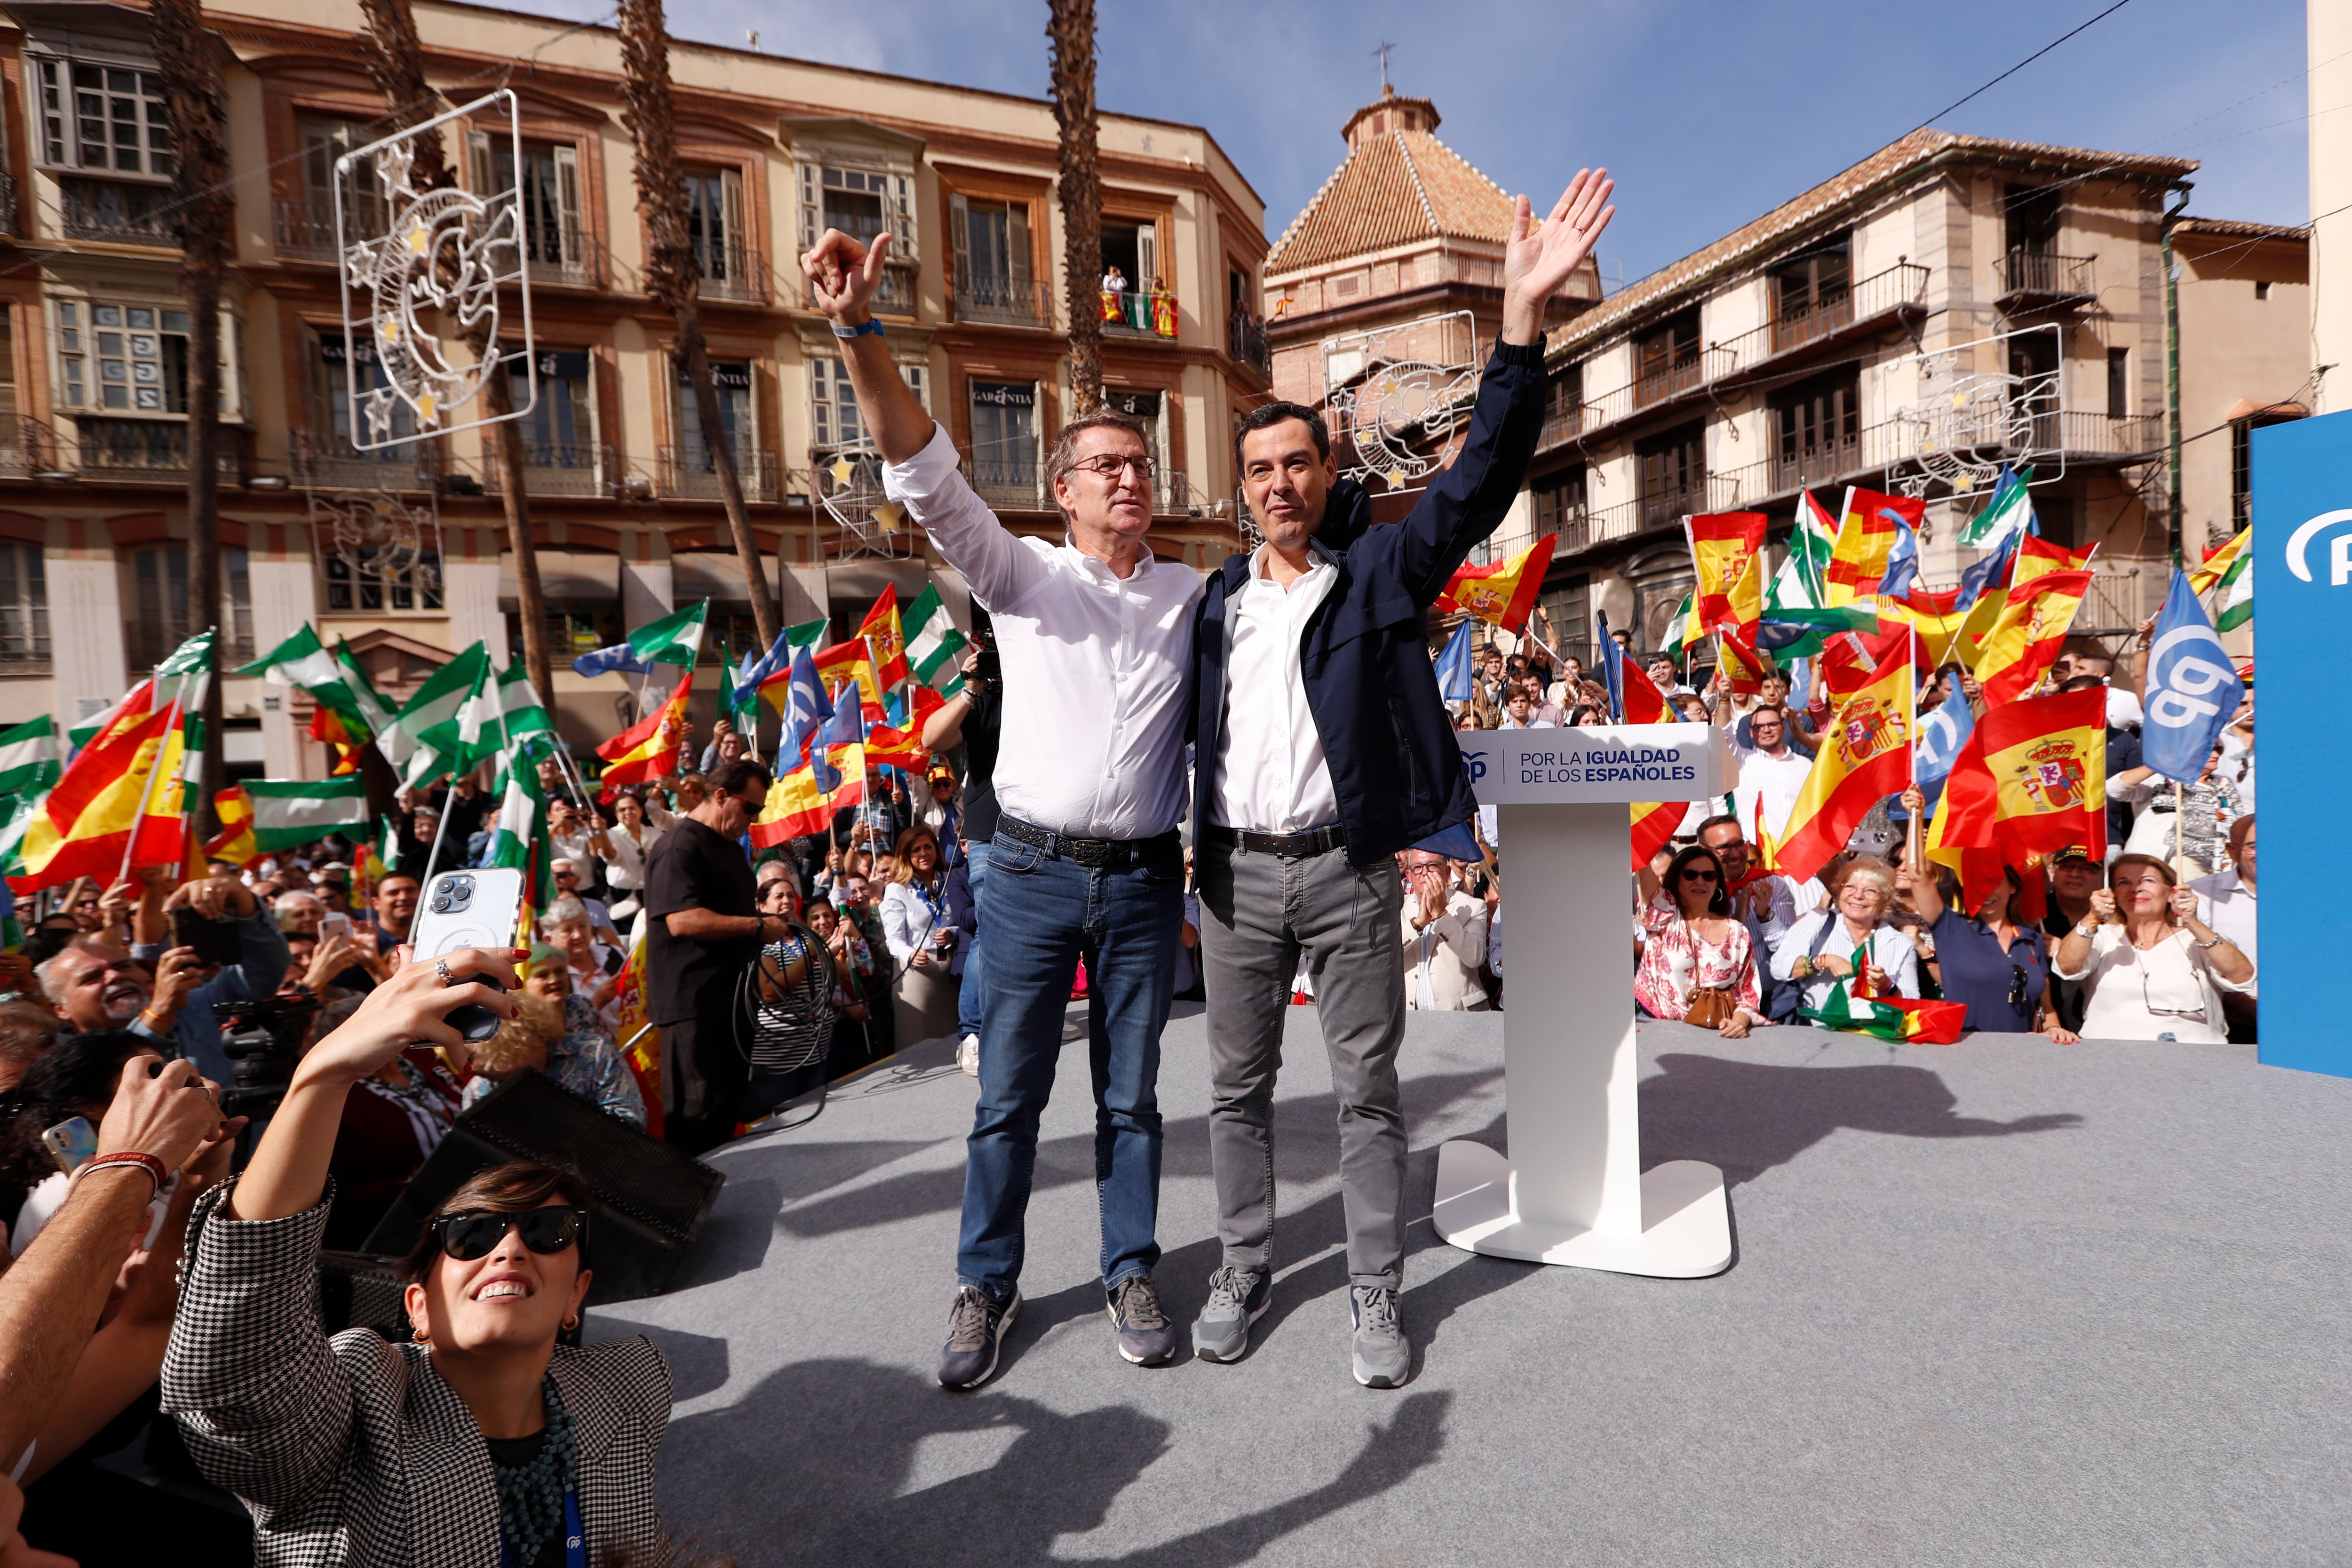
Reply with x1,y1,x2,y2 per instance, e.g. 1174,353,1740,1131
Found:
431,1206,588,1262
1678,868,1720,883
2008,964,2031,1009
1069,454,1159,481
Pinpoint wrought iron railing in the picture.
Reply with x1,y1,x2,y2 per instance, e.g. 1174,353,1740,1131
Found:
60,180,175,246
1711,264,1933,373
803,262,914,316
1998,250,2095,301
1632,345,1705,410
289,429,439,492
954,264,1051,328
477,441,617,497
0,172,20,239
523,227,604,290
0,415,58,478
1102,288,1179,338
963,455,1044,512
657,445,779,502
2059,411,2164,460
1537,401,1587,452
73,418,246,481
694,239,766,304
1227,309,1271,377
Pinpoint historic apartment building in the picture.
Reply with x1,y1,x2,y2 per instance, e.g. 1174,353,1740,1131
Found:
0,0,1273,775
1459,130,2316,666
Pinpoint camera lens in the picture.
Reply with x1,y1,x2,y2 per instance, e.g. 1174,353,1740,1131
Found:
429,895,452,913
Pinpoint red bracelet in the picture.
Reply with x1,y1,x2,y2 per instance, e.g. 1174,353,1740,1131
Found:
76,1151,167,1198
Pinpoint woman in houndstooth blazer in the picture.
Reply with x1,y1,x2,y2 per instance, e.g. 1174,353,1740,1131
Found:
160,948,674,1568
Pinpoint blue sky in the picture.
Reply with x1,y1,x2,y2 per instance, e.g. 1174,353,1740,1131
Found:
512,0,2315,279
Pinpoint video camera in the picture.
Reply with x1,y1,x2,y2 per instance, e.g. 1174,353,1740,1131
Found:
213,995,319,1117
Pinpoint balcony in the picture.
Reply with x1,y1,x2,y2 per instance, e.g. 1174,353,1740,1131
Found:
954,264,1052,329
1102,288,1178,340
1227,309,1272,378
477,441,618,497
290,430,439,493
2058,411,2164,461
1536,401,1587,453
1632,347,1705,411
273,199,339,263
2076,564,2150,633
1709,264,1932,379
1996,250,2096,312
963,455,1044,513
0,172,18,239
657,445,780,502
693,239,765,305
60,179,175,247
522,229,604,290
0,415,60,478
72,418,245,482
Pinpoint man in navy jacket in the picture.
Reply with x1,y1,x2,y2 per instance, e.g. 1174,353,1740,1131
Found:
1187,169,1616,1387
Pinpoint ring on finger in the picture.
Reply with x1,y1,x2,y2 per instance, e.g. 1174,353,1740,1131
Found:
434,958,455,988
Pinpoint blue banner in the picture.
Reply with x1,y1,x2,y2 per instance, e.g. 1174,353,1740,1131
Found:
1434,620,1477,704
2140,568,2243,783
2252,411,2352,1075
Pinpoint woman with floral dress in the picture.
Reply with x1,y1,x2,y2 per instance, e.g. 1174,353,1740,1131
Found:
1633,844,1763,1037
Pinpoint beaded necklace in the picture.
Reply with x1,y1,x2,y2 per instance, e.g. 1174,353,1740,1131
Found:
492,1375,577,1566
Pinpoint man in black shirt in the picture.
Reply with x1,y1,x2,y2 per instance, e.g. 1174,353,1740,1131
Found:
642,756,780,1154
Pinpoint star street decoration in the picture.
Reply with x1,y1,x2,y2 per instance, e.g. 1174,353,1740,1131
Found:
1319,310,1479,500
1879,324,2066,499
306,486,445,605
813,447,914,561
334,91,536,450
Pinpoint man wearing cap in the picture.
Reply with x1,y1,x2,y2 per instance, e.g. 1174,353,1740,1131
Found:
2040,846,2103,1033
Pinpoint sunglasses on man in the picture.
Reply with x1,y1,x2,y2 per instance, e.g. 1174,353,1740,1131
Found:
430,1205,589,1262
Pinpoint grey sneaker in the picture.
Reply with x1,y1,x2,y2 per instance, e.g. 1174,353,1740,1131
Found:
1192,1266,1271,1362
938,1286,1019,1390
1106,1273,1179,1366
1350,1285,1409,1388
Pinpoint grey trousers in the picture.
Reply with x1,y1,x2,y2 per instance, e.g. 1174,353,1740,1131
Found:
1195,838,1409,1289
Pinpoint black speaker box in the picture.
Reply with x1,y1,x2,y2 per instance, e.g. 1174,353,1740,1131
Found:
318,1250,414,1341
360,1072,725,1305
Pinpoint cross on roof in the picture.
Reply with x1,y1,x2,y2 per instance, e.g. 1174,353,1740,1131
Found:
1373,40,1396,93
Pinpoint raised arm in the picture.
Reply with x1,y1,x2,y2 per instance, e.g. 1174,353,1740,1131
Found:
1899,786,1945,926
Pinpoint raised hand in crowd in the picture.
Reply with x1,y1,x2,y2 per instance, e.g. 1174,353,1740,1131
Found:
301,931,363,995
145,946,205,1032
165,873,259,924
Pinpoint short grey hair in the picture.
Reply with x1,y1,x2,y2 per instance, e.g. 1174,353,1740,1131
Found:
538,895,591,937
35,937,125,1004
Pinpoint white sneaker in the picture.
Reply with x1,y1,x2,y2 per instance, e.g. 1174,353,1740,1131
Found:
957,1033,980,1077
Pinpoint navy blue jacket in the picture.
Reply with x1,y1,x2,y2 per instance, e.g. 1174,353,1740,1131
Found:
1191,337,1548,864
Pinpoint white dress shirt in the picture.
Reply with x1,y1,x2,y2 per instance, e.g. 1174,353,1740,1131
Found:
2188,868,2257,990
1770,911,1921,1016
884,422,1202,839
1211,546,1339,831
1727,735,1813,844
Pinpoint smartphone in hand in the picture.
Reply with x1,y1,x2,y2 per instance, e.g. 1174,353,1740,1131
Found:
40,1114,97,1176
410,869,524,1042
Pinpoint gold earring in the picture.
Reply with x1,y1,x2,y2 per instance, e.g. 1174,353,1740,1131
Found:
410,1323,430,1343
563,1314,580,1332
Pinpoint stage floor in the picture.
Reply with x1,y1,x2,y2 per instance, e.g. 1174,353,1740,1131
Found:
591,1007,2352,1567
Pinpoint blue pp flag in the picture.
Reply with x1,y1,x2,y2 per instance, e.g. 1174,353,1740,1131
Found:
1411,820,1484,863
2141,568,2243,783
774,645,834,770
1913,683,1976,820
1595,610,1624,721
1876,511,1921,598
1435,620,1477,703
732,631,792,708
1954,524,2022,613
572,641,655,679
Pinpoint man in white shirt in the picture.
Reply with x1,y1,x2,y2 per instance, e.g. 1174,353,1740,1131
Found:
1725,699,1813,845
807,223,1198,1389
1497,686,1556,730
1186,166,1615,1388
2189,813,2256,1036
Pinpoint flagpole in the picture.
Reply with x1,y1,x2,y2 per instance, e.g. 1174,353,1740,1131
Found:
418,777,457,891
117,664,192,887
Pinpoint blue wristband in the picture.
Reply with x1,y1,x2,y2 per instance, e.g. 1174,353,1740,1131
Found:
830,318,884,339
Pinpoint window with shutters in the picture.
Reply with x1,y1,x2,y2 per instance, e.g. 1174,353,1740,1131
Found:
811,357,926,453
509,350,596,477
682,166,755,301
1769,371,1859,491
283,116,388,259
1101,218,1174,337
0,542,49,670
967,379,1039,506
950,194,1042,326
796,160,917,315
1636,422,1705,529
32,55,172,176
472,135,591,286
1532,466,1589,553
127,544,252,668
312,329,421,463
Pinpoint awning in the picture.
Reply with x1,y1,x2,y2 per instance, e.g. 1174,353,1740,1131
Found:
820,560,972,630
497,549,620,610
672,551,782,608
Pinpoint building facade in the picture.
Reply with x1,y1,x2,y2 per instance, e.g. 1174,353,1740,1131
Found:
1475,131,2207,666
0,0,1271,775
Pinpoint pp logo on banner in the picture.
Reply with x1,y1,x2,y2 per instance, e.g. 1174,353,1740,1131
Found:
2283,508,2352,585
2145,626,2237,729
1459,748,1488,784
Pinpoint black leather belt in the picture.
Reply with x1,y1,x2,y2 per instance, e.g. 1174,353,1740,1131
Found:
997,814,1181,869
1203,823,1348,859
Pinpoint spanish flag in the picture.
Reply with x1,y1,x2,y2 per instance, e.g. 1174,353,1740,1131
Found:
1773,641,1916,883
1685,512,1767,635
12,705,187,891
2188,527,2249,597
1716,627,1772,696
1880,582,1967,649
1436,534,1555,633
203,785,260,868
864,724,931,773
1974,570,2093,703
2016,532,2094,586
596,669,693,792
1624,659,1687,873
751,762,833,849
1804,980,1970,1044
1926,687,2107,884
858,585,911,691
813,638,888,724
1825,488,1925,605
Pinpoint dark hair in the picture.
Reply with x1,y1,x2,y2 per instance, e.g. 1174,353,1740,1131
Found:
1748,703,1787,724
0,1029,158,1211
1042,410,1151,522
1662,844,1731,917
708,757,774,798
1693,813,1745,844
396,1161,595,1284
1232,400,1332,473
2059,673,2104,692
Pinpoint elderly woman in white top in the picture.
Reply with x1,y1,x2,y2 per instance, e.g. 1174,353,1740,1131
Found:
1771,857,1920,1023
878,824,960,1047
2051,852,2253,1043
599,791,666,921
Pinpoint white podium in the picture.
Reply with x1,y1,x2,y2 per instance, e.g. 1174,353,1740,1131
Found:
1433,724,1735,1278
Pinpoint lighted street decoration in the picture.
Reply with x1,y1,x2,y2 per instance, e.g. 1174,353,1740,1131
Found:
307,486,445,606
334,91,536,451
1879,323,2066,499
1320,309,1479,498
814,448,914,561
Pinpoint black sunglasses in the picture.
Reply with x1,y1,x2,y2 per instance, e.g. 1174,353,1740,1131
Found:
2008,964,2031,1009
431,1206,589,1262
1679,868,1720,883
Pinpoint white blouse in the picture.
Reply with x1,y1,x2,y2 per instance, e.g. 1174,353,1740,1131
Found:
2053,924,2254,1044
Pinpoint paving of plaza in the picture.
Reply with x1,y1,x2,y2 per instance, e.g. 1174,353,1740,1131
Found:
591,1004,2352,1567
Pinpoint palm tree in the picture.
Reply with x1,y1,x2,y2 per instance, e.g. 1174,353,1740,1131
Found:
618,0,780,651
151,0,233,834
354,0,557,707
1049,0,1104,414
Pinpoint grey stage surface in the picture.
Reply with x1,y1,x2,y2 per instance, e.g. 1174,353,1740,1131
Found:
589,1007,2352,1566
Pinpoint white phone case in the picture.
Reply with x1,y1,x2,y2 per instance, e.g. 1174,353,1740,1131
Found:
409,868,526,961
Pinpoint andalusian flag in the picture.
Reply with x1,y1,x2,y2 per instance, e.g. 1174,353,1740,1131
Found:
1927,687,2107,907
0,716,61,798
1955,465,2034,549
334,637,399,737
903,585,967,685
1759,493,1877,657
380,641,492,784
752,763,833,848
202,785,259,868
11,704,186,890
626,598,710,666
596,669,693,791
1437,535,1556,633
1774,640,1916,883
1826,488,1924,605
1685,512,1767,635
244,776,372,851
2193,528,2253,630
491,662,557,747
0,794,42,882
484,756,545,872
858,586,911,690
1804,979,1968,1044
240,625,389,746
1975,570,2093,702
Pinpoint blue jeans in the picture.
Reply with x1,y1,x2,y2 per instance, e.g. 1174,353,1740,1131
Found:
955,853,989,1041
956,829,1181,1300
